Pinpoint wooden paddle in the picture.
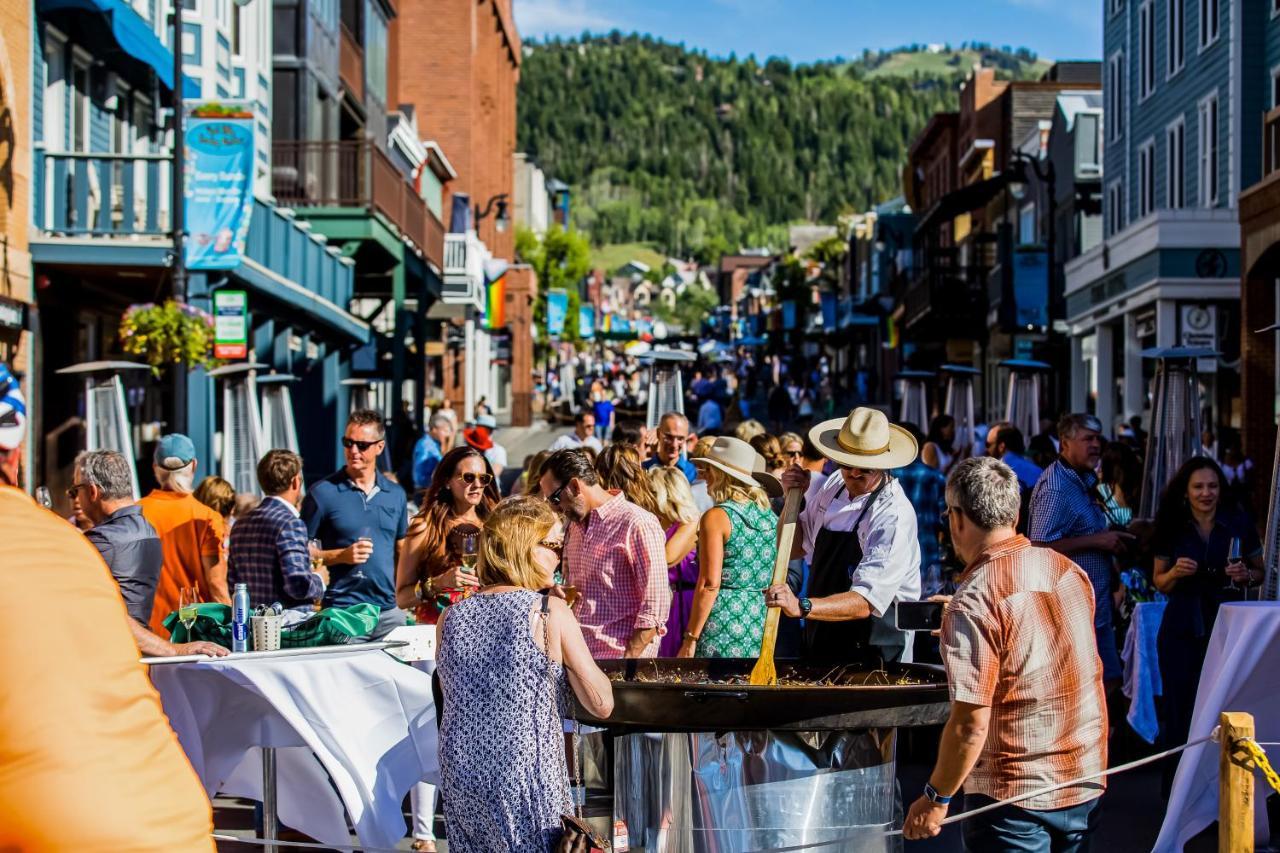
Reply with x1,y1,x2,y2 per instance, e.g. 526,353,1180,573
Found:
749,486,805,686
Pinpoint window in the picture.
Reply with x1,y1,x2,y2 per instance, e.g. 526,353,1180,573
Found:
1272,66,1280,109
1198,92,1219,206
1167,118,1186,209
1140,1,1156,99
1199,0,1219,49
1107,180,1126,237
1109,52,1125,141
43,30,67,149
70,55,90,153
1168,0,1185,77
1138,140,1156,218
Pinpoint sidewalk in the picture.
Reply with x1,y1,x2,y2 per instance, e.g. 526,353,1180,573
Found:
494,417,571,466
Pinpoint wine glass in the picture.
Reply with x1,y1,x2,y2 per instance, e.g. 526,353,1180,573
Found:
1227,537,1242,593
178,587,199,642
35,487,52,510
308,539,324,573
460,532,479,598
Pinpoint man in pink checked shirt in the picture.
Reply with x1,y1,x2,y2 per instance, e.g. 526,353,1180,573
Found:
539,449,671,658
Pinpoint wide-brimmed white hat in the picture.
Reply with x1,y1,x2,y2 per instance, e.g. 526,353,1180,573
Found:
808,407,918,470
691,436,783,497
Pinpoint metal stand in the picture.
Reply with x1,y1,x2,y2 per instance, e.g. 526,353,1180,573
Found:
262,746,278,852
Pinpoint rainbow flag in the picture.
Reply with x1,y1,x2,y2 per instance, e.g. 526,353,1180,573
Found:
486,275,506,329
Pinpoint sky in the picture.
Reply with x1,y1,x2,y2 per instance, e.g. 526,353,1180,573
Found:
512,0,1102,64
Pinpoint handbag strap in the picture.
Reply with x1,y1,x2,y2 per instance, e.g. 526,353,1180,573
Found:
540,593,584,820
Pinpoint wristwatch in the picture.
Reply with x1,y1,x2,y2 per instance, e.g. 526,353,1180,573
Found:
923,782,953,805
798,597,813,618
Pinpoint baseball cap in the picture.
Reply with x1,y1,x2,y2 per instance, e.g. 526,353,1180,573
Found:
154,433,197,470
0,363,26,451
476,414,497,429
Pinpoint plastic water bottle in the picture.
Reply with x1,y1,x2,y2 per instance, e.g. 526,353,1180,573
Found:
231,583,250,652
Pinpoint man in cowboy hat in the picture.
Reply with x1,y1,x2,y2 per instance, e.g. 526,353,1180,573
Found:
766,406,922,664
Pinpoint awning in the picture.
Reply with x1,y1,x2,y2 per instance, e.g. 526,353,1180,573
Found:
915,172,1009,235
38,0,199,97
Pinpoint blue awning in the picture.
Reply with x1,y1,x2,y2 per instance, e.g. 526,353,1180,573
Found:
38,0,199,97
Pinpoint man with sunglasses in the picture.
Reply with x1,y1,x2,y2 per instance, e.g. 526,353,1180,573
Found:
641,411,698,484
303,410,409,630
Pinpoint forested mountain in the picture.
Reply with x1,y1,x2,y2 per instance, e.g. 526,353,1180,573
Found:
516,35,1047,264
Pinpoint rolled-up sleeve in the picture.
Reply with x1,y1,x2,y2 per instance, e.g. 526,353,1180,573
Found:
630,515,672,631
941,607,1001,707
849,497,920,617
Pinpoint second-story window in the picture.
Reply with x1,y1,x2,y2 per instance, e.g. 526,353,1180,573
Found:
1167,118,1186,209
1107,180,1126,237
1109,52,1125,141
1138,140,1156,218
1168,0,1185,77
1199,0,1220,50
1140,1,1156,100
1198,92,1219,206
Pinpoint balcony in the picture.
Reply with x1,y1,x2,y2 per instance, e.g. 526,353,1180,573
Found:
430,232,487,318
339,24,364,104
272,140,444,269
33,148,171,237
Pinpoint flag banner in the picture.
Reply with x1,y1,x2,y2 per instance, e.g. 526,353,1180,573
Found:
547,289,569,337
184,102,255,270
486,275,506,329
579,306,595,339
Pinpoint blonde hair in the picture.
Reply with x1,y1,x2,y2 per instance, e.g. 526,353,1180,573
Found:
648,466,699,527
778,432,804,451
155,461,198,495
750,433,785,472
734,419,767,443
707,465,770,510
194,475,236,517
595,444,662,518
691,436,716,461
478,496,559,589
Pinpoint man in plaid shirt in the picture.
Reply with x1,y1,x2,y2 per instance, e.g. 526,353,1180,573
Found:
539,449,671,658
229,450,328,610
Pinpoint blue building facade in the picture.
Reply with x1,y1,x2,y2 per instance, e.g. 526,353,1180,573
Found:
1065,0,1267,438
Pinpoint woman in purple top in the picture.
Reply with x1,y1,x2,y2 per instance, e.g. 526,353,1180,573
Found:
649,467,700,656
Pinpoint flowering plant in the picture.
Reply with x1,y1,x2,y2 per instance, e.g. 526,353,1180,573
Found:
120,300,219,375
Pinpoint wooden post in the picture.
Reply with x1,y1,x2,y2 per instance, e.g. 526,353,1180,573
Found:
1218,711,1255,853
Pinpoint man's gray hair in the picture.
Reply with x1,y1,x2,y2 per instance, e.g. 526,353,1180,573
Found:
155,461,197,495
946,457,1021,531
1058,412,1103,441
75,450,134,501
428,413,453,432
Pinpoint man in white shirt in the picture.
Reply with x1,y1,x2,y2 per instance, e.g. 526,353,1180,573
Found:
767,408,922,664
549,411,604,454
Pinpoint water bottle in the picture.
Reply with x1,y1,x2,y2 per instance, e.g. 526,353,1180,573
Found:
231,583,250,652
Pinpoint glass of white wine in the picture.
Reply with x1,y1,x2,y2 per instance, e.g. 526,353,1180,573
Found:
460,532,479,598
178,587,200,642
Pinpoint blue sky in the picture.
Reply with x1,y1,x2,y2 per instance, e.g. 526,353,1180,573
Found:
512,0,1101,64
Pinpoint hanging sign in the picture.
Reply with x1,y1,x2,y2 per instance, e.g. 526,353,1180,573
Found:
213,290,249,359
579,305,595,339
547,289,569,337
1180,304,1218,373
184,102,256,270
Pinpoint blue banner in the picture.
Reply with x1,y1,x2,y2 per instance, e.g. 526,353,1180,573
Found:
821,292,838,330
781,301,797,331
184,103,255,270
579,305,595,339
1012,248,1050,330
547,289,569,337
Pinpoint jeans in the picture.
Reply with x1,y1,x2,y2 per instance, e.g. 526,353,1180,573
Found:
962,795,1100,853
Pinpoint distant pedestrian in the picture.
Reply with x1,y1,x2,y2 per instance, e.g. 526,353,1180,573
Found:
642,412,697,484
696,395,723,433
921,414,959,474
548,410,602,454
591,387,615,441
462,414,507,477
413,414,457,493
193,475,236,523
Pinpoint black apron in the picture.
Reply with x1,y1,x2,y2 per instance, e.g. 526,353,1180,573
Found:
802,478,909,665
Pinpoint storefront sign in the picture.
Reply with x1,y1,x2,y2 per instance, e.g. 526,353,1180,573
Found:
213,290,249,359
0,296,27,333
579,306,595,339
1180,304,1218,373
546,289,568,337
184,102,256,270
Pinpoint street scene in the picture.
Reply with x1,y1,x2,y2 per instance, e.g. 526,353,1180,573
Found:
3,0,1280,850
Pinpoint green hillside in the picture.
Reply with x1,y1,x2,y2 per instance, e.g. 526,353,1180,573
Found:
517,35,1048,263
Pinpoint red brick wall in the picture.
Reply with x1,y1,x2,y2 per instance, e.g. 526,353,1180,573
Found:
507,265,537,426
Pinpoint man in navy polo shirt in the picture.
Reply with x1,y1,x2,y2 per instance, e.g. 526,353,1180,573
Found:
302,409,408,630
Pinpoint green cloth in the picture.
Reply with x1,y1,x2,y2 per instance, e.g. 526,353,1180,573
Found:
698,500,777,658
162,602,381,649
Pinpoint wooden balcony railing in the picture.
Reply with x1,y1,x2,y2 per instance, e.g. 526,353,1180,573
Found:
272,139,443,269
34,148,171,237
1265,106,1280,178
340,24,364,103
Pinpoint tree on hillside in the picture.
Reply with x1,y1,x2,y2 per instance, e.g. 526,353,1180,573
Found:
517,225,591,347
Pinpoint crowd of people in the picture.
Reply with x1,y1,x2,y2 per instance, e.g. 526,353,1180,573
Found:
0,347,1271,852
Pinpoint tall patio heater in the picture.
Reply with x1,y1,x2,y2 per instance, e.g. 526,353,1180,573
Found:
258,374,300,454
1259,328,1280,600
941,364,981,455
1136,347,1214,521
1000,359,1051,442
641,349,696,429
55,361,151,499
896,370,932,432
210,363,267,498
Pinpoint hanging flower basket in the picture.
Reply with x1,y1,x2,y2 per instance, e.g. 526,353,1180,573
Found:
120,300,219,375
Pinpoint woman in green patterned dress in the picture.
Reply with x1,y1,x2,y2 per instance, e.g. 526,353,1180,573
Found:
677,437,781,658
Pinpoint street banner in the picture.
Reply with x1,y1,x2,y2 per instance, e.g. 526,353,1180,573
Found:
579,306,595,339
821,292,838,329
781,301,797,331
1012,248,1049,330
547,289,569,337
486,274,506,329
184,102,255,270
213,290,249,359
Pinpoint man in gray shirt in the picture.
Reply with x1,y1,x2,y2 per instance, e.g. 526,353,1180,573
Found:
74,450,225,659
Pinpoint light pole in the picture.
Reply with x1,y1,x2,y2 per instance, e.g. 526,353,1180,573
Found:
1008,150,1058,319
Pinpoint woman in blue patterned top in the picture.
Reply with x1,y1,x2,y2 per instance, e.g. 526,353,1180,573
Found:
678,437,781,658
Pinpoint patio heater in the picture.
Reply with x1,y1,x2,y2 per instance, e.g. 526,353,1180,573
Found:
1136,347,1214,521
641,349,697,429
896,370,932,431
941,364,981,455
258,374,300,454
1000,359,1051,442
55,361,151,499
210,363,267,498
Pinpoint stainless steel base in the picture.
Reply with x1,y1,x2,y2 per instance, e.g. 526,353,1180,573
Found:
612,729,900,853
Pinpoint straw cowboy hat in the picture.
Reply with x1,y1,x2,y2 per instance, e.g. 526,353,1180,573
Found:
808,407,918,470
691,436,783,497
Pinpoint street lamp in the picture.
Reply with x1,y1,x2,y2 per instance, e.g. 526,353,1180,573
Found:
475,193,510,233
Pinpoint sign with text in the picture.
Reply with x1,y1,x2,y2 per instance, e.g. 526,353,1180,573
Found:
184,102,255,270
1180,304,1218,373
213,290,249,359
546,289,569,338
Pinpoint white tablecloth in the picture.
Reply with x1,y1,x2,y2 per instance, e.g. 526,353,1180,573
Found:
1153,602,1280,851
151,647,440,849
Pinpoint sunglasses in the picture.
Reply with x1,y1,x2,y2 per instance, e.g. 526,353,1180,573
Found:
65,483,89,499
786,449,803,457
459,472,494,486
342,437,383,452
547,481,569,507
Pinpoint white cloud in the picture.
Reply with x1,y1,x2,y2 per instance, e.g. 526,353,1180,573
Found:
514,0,620,36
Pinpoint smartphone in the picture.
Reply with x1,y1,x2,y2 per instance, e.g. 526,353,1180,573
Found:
895,601,945,632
